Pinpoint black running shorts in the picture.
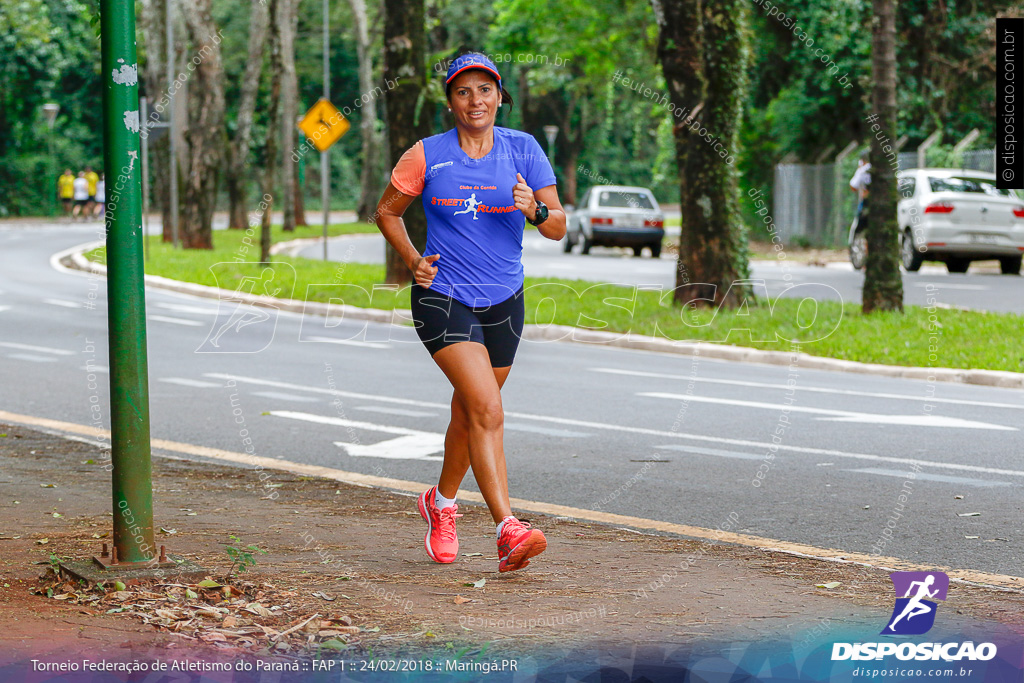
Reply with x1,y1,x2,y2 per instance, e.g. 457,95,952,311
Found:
409,282,526,368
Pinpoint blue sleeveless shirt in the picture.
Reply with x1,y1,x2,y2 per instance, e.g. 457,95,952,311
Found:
420,126,556,308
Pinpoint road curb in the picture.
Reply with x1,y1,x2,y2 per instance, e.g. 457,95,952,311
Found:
269,232,374,258
62,242,1024,389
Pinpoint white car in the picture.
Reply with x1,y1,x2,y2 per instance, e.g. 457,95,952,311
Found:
849,168,1024,274
564,185,665,257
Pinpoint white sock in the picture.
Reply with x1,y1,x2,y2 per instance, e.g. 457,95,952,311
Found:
434,488,457,510
496,516,513,537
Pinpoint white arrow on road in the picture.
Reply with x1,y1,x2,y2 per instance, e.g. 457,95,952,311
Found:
338,433,445,460
638,392,1017,431
270,410,444,460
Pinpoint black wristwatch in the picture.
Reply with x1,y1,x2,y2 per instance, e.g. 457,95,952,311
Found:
527,200,549,226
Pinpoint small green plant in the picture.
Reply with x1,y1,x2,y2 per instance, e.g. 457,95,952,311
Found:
224,535,267,578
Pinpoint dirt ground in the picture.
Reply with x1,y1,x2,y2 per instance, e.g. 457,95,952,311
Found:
2,421,1023,668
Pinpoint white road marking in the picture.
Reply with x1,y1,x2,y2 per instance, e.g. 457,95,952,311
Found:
7,353,58,363
305,336,389,349
269,410,443,460
638,392,1016,431
819,414,1012,428
205,373,1024,478
80,365,109,373
155,302,221,315
159,378,220,388
0,306,10,313
911,282,990,291
0,342,75,356
355,406,437,418
844,467,1012,488
269,410,427,435
655,444,763,460
149,315,203,327
336,434,444,460
503,422,591,438
43,298,81,308
252,391,320,403
593,367,1024,410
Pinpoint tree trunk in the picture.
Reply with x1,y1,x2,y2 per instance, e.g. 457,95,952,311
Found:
227,0,269,230
349,0,384,222
863,0,903,313
564,148,578,206
179,0,225,249
294,166,307,225
654,0,750,309
279,0,298,232
262,0,282,263
383,0,432,285
137,0,172,242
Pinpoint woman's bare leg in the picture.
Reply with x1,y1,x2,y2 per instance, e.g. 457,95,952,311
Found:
430,341,513,523
436,364,512,499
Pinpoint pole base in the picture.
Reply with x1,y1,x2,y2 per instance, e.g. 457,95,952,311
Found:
92,554,179,571
58,554,208,587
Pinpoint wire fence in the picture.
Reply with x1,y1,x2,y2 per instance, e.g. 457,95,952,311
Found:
773,148,997,247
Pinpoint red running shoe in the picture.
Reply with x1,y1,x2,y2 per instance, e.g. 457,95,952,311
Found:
418,486,461,563
497,516,547,572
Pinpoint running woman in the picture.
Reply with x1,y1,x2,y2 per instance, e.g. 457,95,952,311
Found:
375,52,567,572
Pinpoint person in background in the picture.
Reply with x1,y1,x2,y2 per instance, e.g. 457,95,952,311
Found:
57,169,75,219
93,174,106,219
84,165,100,217
72,171,89,220
849,151,871,214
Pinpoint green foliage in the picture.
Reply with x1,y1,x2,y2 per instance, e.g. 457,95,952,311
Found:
224,534,267,578
0,0,102,216
0,0,999,222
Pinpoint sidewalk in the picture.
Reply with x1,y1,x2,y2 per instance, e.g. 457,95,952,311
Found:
2,421,1023,667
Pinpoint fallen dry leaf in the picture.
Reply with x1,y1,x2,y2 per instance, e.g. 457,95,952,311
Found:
244,603,274,618
453,595,471,604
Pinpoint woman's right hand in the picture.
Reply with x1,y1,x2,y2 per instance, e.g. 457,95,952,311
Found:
411,253,441,287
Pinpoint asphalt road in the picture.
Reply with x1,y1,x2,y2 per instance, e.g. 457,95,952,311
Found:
3,222,1023,579
297,231,1024,314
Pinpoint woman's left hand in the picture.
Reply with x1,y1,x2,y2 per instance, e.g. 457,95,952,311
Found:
513,172,537,221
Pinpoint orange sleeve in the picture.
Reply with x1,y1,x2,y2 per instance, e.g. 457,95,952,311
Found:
390,140,426,196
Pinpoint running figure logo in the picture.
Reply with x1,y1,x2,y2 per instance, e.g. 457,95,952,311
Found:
197,263,295,353
453,193,481,220
882,571,949,635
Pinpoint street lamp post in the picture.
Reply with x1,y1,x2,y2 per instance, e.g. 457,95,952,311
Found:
542,125,559,163
43,103,60,216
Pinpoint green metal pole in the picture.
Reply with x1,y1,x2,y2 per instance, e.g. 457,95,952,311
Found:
101,0,155,564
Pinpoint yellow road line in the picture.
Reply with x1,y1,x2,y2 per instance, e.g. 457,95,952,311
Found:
2,409,1020,591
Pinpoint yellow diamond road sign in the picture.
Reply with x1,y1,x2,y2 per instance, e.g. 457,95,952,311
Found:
299,99,349,152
